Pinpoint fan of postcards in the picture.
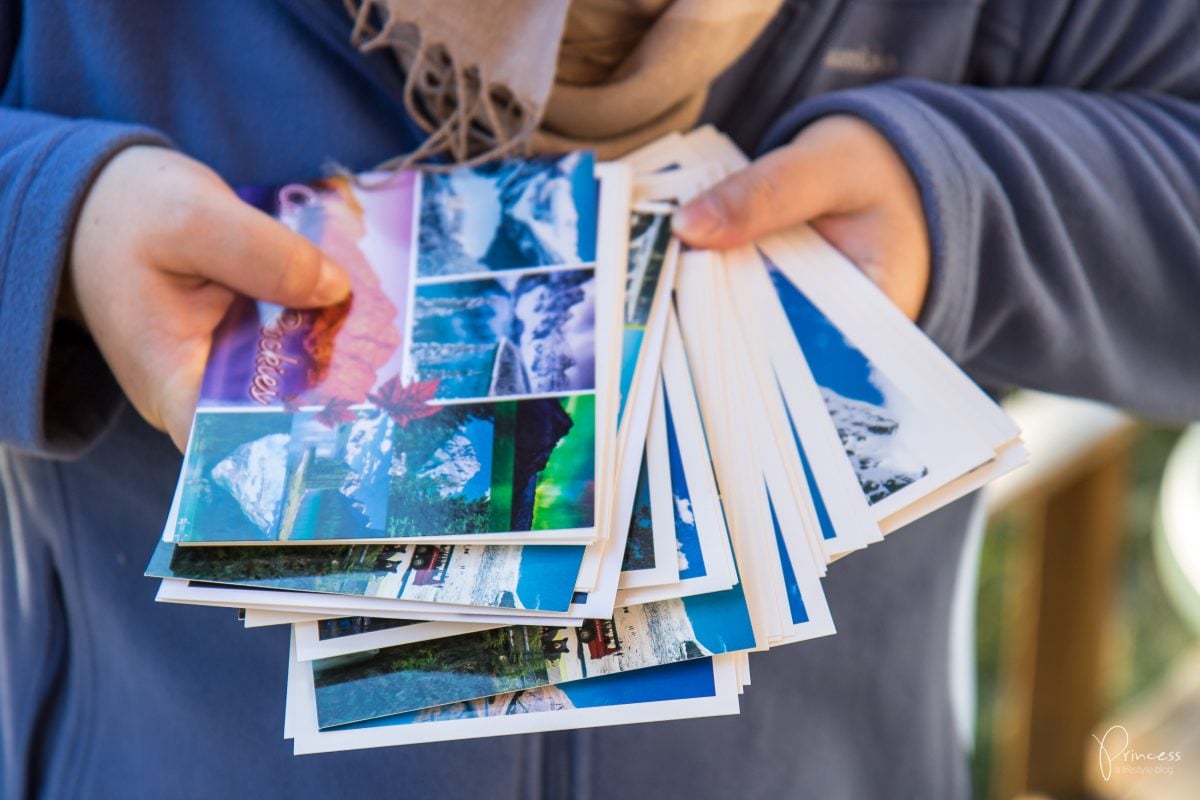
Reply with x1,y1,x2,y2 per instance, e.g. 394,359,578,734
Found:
145,127,1027,754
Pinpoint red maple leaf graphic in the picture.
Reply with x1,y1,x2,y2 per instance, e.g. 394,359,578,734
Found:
368,376,442,427
313,397,358,428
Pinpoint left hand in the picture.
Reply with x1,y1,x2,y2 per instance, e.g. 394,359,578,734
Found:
66,145,351,450
672,115,931,321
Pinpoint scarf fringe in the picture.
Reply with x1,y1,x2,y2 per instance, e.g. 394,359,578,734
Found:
342,0,539,177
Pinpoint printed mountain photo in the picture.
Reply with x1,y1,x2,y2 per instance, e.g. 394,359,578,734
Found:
767,263,929,505
625,212,671,328
173,394,595,544
146,536,586,611
410,683,575,723
817,388,928,504
311,590,755,728
408,268,596,400
310,611,703,728
620,454,656,572
417,152,597,278
314,625,560,727
332,657,721,731
619,211,672,416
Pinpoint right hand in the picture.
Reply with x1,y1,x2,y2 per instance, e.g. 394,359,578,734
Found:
66,146,351,451
673,115,930,322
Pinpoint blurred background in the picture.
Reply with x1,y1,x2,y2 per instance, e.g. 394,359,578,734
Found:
971,392,1199,799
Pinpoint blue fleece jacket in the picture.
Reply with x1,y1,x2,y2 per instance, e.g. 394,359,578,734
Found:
2,1,1199,798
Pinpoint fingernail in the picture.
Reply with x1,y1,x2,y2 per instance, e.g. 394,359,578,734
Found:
313,257,352,305
673,195,724,242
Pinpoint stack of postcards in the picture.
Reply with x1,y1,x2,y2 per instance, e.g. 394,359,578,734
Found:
146,127,1027,754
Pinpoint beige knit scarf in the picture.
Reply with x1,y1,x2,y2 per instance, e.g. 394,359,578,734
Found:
345,0,782,166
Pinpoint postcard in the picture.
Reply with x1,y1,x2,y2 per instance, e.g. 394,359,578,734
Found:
660,395,711,583
658,318,737,585
674,248,813,645
147,535,585,612
677,123,1020,546
757,223,1020,448
241,608,329,628
723,270,835,645
764,484,836,643
757,251,994,522
287,636,741,754
414,153,596,279
730,291,831,578
168,153,623,546
618,210,673,421
618,379,680,590
310,580,756,727
294,617,501,661
770,263,929,503
406,268,598,400
754,226,1026,531
620,131,688,175
152,537,621,620
310,616,417,640
154,579,584,628
289,375,738,652
724,249,879,561
172,397,596,545
619,455,654,573
671,257,763,602
603,206,679,592
676,122,1013,527
617,375,737,606
616,317,738,605
287,376,731,654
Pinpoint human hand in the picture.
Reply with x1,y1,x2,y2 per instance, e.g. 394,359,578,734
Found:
66,146,351,451
673,115,930,321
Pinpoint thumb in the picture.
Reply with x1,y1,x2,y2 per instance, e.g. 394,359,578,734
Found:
164,190,352,308
672,136,848,250
157,350,207,452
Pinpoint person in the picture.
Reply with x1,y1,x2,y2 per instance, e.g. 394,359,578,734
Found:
2,1,1199,797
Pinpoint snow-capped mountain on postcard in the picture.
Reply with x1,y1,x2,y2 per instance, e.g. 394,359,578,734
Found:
765,262,930,507
417,152,596,278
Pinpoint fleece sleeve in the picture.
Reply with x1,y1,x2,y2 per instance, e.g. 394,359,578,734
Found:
0,108,171,455
759,4,1200,422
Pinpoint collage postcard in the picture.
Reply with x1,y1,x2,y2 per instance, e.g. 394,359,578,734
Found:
148,126,1027,753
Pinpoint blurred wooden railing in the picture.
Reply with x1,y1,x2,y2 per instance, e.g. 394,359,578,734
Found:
982,392,1138,800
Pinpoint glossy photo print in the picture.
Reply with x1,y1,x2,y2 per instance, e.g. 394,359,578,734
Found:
407,268,597,400
289,646,741,754
171,395,595,544
147,537,586,612
416,152,597,278
310,586,755,728
207,173,415,410
177,157,607,546
619,211,672,415
294,618,503,662
619,454,655,573
766,259,930,506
